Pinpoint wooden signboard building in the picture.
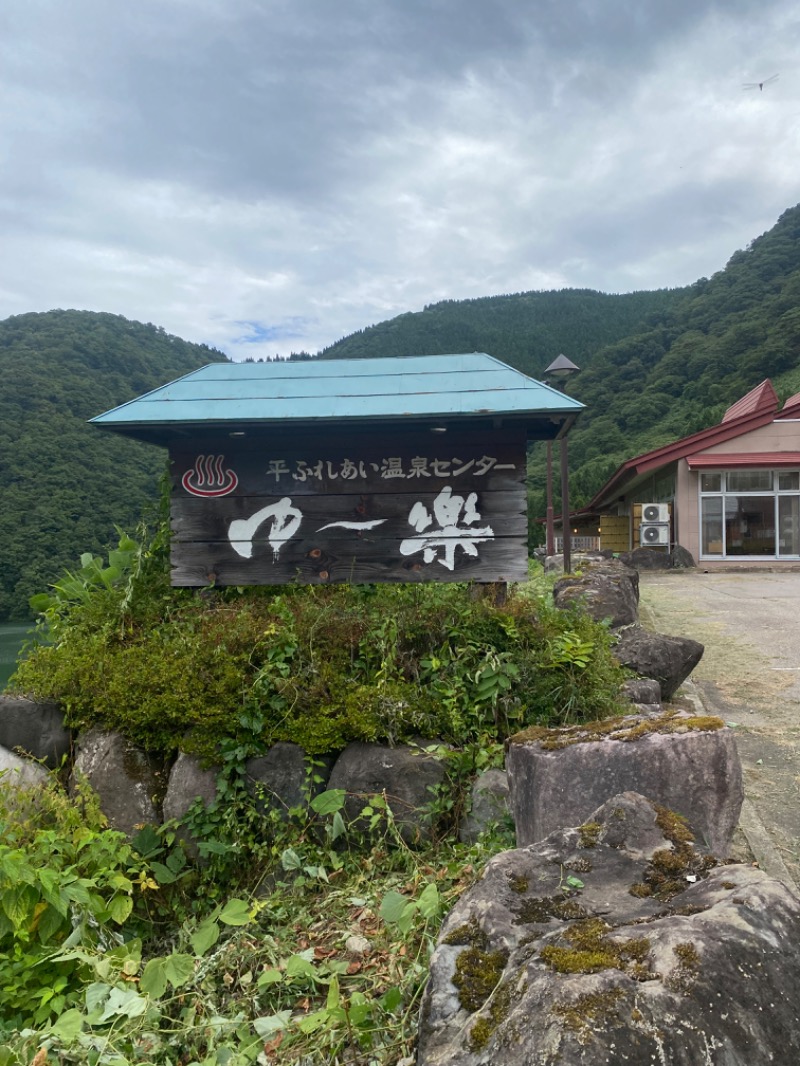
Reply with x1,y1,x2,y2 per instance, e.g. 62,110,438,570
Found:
92,354,583,587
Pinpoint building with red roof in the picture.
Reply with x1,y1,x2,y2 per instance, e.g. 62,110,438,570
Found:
566,380,800,566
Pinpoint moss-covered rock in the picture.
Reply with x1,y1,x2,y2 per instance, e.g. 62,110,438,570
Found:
506,711,743,856
419,792,800,1065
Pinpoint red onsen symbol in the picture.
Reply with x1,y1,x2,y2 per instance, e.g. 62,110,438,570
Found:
182,454,239,497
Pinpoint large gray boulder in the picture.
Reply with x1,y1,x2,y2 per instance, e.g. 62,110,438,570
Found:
617,546,671,570
505,709,743,856
670,544,696,569
612,623,704,699
162,752,219,858
327,741,446,844
245,742,334,820
418,792,800,1066
0,743,49,789
459,769,511,845
543,551,612,576
619,678,661,705
70,728,166,836
0,695,71,768
552,559,639,628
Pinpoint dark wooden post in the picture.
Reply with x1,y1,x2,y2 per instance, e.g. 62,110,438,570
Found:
560,436,571,574
545,441,555,556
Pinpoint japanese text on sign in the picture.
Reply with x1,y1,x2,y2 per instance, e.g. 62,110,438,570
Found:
228,486,495,571
266,455,516,483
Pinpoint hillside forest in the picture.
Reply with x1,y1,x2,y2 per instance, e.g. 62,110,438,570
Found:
2,204,800,620
0,312,225,619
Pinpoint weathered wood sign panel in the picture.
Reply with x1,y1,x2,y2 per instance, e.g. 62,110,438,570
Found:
170,429,529,586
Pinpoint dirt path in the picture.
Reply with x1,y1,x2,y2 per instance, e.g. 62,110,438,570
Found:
638,571,800,888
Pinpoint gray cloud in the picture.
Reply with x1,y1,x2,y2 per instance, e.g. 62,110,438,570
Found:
0,0,797,358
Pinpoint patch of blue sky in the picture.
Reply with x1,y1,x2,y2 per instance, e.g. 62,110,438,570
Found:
233,319,311,344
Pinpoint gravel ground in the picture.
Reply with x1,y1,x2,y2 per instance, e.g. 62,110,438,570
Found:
639,570,800,889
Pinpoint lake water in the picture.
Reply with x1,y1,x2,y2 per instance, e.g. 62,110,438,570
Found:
0,623,34,690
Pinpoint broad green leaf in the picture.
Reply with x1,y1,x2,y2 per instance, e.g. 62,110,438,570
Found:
284,953,317,981
219,898,251,926
197,839,231,856
164,952,196,988
309,789,346,815
48,1007,84,1042
36,867,60,895
378,890,408,926
108,873,134,892
108,893,133,925
140,958,168,999
257,967,283,987
130,825,162,859
85,982,112,1015
296,1008,331,1034
167,850,187,874
348,998,372,1027
63,881,91,906
150,861,178,884
99,985,148,1021
397,903,416,936
253,1010,292,1037
37,903,66,943
326,974,340,1010
417,882,441,919
2,883,38,927
280,847,302,871
330,811,346,841
381,985,404,1013
190,918,220,957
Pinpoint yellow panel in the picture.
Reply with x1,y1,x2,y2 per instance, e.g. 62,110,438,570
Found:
600,515,630,551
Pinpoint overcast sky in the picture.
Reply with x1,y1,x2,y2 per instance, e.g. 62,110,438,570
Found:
1,1,798,361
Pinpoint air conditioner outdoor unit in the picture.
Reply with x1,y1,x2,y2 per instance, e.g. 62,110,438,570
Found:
642,502,670,523
640,523,670,546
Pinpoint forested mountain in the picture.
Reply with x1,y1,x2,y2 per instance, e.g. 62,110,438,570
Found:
318,287,689,376
317,204,800,521
0,311,225,620
558,204,800,507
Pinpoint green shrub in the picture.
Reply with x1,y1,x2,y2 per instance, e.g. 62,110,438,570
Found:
11,524,627,759
0,777,158,1029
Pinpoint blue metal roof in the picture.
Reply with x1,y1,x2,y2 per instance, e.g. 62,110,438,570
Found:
91,353,583,430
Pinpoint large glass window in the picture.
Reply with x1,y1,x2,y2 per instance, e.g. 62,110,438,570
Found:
778,496,800,556
702,497,723,555
699,469,800,559
725,470,773,493
724,496,775,556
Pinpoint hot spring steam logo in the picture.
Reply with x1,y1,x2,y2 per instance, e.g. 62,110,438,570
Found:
181,455,239,497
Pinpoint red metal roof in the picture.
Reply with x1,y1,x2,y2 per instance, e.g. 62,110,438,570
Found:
686,452,800,468
721,380,778,422
571,380,799,519
776,393,800,420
